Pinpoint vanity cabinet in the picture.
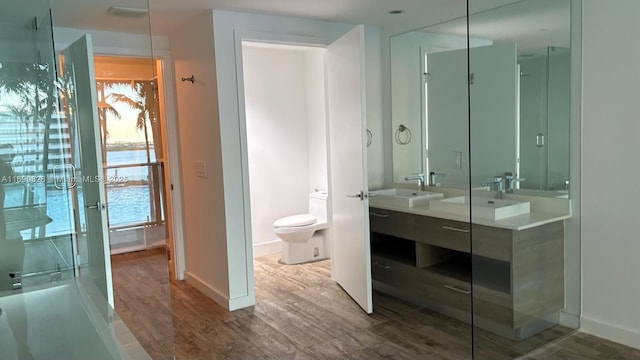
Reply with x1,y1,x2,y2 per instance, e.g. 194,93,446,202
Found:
369,207,564,340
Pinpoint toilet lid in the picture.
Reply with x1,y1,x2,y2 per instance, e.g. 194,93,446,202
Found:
274,214,317,228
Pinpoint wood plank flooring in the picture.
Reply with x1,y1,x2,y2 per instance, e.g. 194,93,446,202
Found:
111,250,640,360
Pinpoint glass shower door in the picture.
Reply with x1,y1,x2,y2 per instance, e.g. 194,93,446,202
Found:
58,34,113,307
386,1,474,356
0,6,75,293
467,0,580,358
0,3,76,358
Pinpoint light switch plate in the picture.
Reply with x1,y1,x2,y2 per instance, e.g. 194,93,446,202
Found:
194,161,207,178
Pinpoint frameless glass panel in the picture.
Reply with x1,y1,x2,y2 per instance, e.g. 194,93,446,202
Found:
382,2,473,358
0,0,174,358
0,0,74,294
49,0,176,358
0,2,116,358
467,0,580,358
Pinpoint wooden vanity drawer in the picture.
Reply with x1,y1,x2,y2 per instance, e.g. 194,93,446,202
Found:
418,269,472,320
416,216,471,253
371,255,418,292
369,208,416,240
472,225,512,262
473,292,514,328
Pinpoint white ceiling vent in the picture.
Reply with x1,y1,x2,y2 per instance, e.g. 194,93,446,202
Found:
106,6,149,18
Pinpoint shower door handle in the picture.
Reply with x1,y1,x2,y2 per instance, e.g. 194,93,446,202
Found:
86,201,106,211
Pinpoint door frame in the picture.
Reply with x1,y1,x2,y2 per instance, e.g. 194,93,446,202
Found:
92,50,185,280
232,29,342,305
56,38,185,280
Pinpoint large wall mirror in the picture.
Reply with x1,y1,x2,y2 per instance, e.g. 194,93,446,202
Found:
391,0,572,196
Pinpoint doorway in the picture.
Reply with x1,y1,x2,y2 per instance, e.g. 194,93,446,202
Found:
93,55,178,358
92,55,172,256
236,25,373,314
241,41,333,284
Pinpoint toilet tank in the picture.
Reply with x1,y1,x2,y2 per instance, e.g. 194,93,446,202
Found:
308,191,328,221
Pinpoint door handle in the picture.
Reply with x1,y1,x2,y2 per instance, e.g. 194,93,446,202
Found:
346,191,371,200
347,191,364,199
86,201,106,211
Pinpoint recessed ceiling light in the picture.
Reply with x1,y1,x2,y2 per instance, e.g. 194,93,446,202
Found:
106,6,149,18
389,10,404,15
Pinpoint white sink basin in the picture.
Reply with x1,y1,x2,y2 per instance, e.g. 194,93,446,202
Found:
429,196,530,220
369,188,444,208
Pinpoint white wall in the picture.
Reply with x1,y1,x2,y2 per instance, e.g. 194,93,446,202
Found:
169,12,230,306
581,0,640,349
243,45,318,257
305,48,330,193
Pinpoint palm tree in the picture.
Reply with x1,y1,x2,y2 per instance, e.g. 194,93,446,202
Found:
96,81,123,163
0,60,60,176
105,80,162,223
106,80,160,163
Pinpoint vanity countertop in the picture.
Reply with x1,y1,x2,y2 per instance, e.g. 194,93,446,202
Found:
368,202,571,231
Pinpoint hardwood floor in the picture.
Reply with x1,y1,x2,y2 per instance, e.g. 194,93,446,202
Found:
111,250,640,360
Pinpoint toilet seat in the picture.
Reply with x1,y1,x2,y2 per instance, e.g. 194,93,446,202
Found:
273,220,328,242
274,214,317,228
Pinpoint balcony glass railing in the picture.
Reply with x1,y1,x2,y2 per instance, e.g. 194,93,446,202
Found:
103,162,165,228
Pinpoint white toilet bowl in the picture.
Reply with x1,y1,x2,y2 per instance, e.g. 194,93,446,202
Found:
273,191,329,264
274,214,328,242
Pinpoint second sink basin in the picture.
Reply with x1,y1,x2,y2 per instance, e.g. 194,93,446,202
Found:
370,188,444,208
429,196,530,220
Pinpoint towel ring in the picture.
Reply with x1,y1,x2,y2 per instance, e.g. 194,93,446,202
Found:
395,124,412,145
366,129,373,147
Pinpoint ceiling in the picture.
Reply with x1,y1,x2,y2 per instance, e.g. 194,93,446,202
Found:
423,0,571,55
2,0,566,50
44,0,463,36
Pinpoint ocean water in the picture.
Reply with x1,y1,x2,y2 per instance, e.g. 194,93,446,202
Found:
4,149,160,238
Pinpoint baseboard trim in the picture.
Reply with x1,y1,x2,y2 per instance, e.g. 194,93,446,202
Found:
185,271,229,310
580,315,640,350
253,239,281,258
229,294,256,311
559,310,580,329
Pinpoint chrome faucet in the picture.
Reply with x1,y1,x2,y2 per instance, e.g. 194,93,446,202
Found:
405,173,425,191
504,174,525,193
428,172,447,186
482,177,505,199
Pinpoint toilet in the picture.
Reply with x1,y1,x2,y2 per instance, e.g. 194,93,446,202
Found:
273,191,329,264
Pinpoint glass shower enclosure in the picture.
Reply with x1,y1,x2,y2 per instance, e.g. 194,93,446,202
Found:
0,1,163,358
0,3,74,294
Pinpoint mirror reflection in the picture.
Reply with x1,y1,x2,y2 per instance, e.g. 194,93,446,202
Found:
391,0,571,195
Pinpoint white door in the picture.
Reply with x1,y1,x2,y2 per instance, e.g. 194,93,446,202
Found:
327,25,372,314
60,35,113,307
